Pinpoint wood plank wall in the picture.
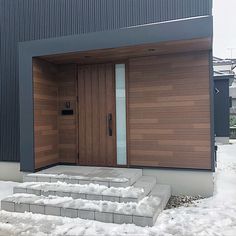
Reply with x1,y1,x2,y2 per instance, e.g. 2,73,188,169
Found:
33,58,59,169
58,65,78,164
33,59,77,169
34,50,211,170
128,51,212,169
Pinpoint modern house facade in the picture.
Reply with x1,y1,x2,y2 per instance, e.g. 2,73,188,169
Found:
0,0,214,196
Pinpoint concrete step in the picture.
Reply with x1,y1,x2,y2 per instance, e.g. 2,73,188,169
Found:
1,184,171,227
133,176,157,195
23,166,142,187
149,184,171,210
14,182,146,203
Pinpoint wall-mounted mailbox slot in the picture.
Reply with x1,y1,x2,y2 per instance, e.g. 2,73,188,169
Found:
61,109,73,115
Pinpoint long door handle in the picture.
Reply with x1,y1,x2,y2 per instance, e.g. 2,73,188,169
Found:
108,113,112,136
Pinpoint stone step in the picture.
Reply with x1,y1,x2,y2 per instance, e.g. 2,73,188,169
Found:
1,184,171,227
149,184,171,210
14,181,146,203
133,176,157,195
23,166,142,187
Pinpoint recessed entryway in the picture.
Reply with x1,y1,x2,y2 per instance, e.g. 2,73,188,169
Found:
33,59,128,169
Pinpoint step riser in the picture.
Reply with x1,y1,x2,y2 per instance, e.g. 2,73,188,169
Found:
27,166,143,188
23,175,130,188
1,200,156,226
14,187,141,203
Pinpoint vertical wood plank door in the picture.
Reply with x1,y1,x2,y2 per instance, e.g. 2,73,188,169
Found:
78,63,116,166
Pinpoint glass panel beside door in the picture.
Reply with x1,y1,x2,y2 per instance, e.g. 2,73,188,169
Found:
115,64,127,165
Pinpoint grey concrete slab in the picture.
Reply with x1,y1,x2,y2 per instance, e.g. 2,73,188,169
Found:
70,193,86,199
45,206,61,216
66,179,79,184
133,215,154,227
86,194,102,201
78,209,95,220
130,173,143,185
30,204,45,214
61,208,78,218
114,213,133,224
15,203,30,213
14,187,27,193
149,184,171,210
102,195,120,202
23,175,36,182
109,182,129,188
37,176,51,182
50,177,64,183
95,212,113,223
28,166,142,187
43,191,56,197
122,197,138,203
78,180,91,185
94,181,109,187
27,188,41,195
1,201,15,212
56,191,70,197
133,176,157,196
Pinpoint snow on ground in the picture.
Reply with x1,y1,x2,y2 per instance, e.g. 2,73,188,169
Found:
0,181,18,208
0,143,236,235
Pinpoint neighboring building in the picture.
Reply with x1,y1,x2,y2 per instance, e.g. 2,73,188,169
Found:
229,68,236,116
213,57,236,76
213,57,236,114
213,57,235,143
0,0,214,196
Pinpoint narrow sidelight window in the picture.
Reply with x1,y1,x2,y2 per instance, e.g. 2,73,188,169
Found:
115,64,127,165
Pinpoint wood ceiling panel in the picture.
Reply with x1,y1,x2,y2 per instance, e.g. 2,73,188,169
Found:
38,38,211,65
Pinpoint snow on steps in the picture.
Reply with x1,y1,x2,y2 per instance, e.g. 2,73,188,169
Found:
15,176,156,203
1,184,171,227
3,169,171,226
14,182,145,203
23,167,142,187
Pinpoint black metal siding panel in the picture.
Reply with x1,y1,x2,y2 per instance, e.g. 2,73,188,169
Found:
0,0,212,162
214,79,230,137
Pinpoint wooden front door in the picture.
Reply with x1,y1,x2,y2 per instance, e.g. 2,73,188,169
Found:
77,63,116,166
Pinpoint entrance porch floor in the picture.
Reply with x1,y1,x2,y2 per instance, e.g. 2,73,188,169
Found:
24,165,143,187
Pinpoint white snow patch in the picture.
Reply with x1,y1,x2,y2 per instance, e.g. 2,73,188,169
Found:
28,173,128,183
18,181,144,198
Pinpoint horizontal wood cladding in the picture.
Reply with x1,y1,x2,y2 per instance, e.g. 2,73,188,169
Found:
33,58,59,169
128,51,211,169
33,59,77,169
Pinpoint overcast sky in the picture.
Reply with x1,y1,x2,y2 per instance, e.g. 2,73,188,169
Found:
213,0,236,59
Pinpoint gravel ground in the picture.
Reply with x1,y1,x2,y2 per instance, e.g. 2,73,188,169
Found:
165,195,204,209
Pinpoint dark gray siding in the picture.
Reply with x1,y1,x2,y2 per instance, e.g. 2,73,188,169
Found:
214,78,230,137
0,0,212,162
